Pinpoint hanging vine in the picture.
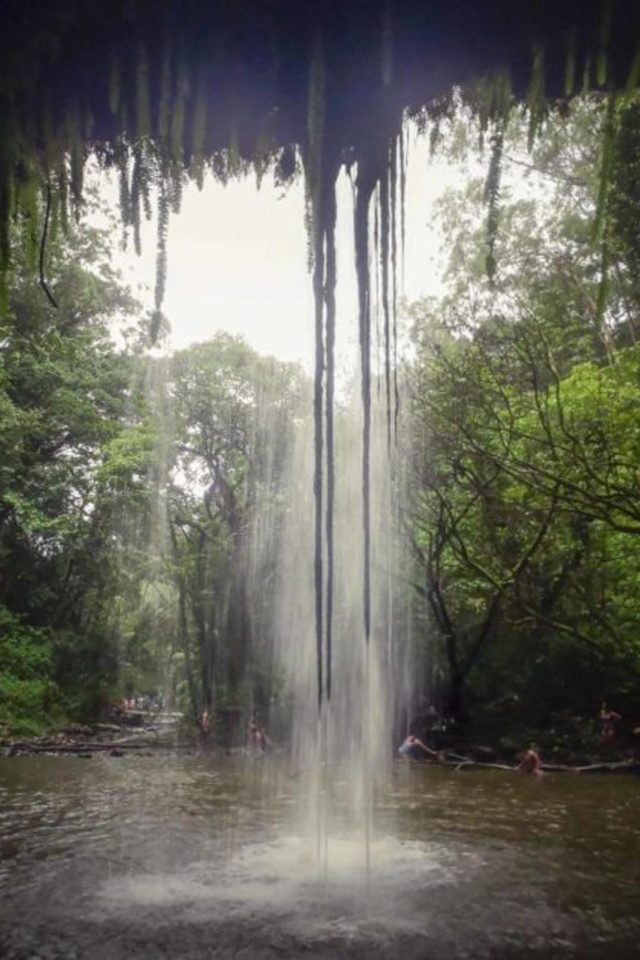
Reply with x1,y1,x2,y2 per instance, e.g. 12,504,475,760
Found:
0,0,636,327
39,182,58,309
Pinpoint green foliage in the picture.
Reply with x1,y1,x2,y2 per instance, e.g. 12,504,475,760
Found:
406,97,640,735
0,606,59,733
165,333,306,722
483,123,504,281
0,200,147,733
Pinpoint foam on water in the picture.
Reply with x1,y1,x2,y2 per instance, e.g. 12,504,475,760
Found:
99,834,463,939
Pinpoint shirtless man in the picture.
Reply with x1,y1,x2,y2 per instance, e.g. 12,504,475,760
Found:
599,703,622,743
518,745,543,777
398,734,438,761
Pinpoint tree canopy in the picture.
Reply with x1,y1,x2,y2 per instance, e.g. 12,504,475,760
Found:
405,94,640,752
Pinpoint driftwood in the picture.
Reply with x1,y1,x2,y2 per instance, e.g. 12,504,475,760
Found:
6,740,639,772
540,759,640,774
449,759,514,772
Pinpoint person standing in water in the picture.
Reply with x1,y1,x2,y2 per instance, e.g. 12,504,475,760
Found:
599,703,622,743
398,734,438,761
247,714,272,753
517,744,543,777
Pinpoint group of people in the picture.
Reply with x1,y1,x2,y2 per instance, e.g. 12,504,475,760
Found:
120,694,164,711
397,701,627,776
397,733,545,775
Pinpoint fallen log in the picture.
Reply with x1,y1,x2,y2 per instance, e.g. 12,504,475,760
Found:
440,757,514,772
396,755,514,771
398,753,640,774
542,759,640,774
6,740,193,756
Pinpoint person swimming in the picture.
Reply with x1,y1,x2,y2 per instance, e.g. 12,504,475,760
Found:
517,745,543,777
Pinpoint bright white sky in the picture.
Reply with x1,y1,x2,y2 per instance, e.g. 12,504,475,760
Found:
111,128,457,366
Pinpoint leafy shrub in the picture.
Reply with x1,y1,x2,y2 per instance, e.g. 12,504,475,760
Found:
0,605,62,733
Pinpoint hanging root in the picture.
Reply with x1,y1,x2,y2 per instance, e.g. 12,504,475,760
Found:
39,182,59,309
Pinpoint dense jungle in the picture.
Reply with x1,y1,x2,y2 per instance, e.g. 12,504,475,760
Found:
2,92,639,765
3,4,640,957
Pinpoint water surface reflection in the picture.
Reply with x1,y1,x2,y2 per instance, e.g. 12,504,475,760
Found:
0,755,638,958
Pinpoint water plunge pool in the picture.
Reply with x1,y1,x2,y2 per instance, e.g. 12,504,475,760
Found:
0,754,638,958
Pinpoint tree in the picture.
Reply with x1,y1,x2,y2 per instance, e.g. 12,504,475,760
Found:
405,96,640,740
165,334,306,732
0,204,149,730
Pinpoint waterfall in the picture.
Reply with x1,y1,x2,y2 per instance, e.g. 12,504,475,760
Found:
250,360,404,878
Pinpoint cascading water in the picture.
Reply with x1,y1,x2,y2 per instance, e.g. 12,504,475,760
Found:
250,345,405,883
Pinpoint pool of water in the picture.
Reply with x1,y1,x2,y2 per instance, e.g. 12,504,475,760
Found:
0,754,638,958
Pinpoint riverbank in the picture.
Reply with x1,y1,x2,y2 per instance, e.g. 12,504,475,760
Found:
3,727,639,774
0,711,189,758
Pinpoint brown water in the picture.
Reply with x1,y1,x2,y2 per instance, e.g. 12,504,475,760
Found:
0,755,638,959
